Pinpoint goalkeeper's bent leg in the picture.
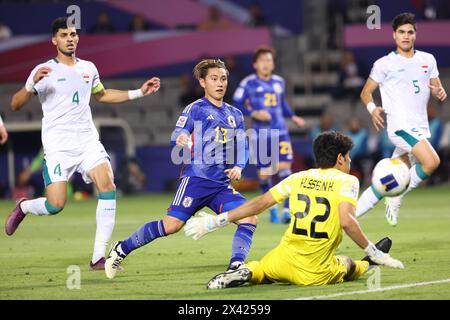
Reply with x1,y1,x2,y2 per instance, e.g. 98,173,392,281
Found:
246,261,265,284
345,260,370,282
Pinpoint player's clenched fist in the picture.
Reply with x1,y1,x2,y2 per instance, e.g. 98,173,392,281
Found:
176,133,190,147
141,77,161,96
224,166,242,180
428,84,447,102
33,67,52,84
371,106,385,131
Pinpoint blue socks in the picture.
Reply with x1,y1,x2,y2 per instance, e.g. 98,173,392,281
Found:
259,178,272,194
121,220,167,255
229,223,256,267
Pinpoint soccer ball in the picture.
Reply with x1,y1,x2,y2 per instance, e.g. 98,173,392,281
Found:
371,158,410,197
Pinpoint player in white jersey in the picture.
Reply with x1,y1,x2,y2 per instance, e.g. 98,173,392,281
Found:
0,115,8,145
356,13,447,225
4,17,160,270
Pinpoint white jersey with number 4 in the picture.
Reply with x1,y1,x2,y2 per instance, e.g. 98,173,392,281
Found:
369,50,439,137
27,58,105,154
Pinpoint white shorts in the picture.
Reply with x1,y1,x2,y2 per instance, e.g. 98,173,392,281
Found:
388,127,429,159
43,140,109,186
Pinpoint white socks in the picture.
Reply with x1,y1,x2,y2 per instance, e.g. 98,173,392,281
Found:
356,187,382,218
91,198,116,263
407,164,428,191
20,198,51,216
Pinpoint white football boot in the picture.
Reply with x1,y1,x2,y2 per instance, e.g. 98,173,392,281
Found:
105,241,127,279
385,195,403,226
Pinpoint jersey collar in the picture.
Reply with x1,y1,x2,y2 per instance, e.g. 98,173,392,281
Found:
53,57,80,65
202,97,224,109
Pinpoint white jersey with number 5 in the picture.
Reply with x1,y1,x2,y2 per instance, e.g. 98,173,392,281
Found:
369,50,439,137
27,58,105,154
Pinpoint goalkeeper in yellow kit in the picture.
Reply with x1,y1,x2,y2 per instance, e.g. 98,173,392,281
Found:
184,131,404,288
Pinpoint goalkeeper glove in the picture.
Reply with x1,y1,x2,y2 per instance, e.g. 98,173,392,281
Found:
364,242,405,269
184,211,230,240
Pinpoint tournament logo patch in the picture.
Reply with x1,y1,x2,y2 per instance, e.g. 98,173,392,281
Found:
176,116,188,128
227,115,236,128
182,196,193,208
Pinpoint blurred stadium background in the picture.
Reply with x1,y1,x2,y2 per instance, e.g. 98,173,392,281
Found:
1,0,450,199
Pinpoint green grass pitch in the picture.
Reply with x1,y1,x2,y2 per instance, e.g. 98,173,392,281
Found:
1,186,450,300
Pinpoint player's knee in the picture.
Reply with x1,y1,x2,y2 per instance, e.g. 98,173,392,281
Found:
162,219,184,235
97,181,116,193
343,258,356,281
238,215,258,225
430,156,440,171
45,199,64,215
423,156,440,174
247,215,258,225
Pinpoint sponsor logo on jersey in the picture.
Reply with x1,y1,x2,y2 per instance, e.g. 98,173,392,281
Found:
207,115,215,120
256,86,264,92
57,78,66,82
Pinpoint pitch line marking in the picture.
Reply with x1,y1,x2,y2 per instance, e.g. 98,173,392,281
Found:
293,278,450,300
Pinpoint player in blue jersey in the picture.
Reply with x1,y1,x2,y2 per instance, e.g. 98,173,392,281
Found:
105,59,257,279
233,46,305,224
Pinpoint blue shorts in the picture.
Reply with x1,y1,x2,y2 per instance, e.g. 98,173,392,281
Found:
167,176,246,222
252,132,293,169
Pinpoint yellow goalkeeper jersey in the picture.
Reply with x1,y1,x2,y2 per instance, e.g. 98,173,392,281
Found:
269,168,359,278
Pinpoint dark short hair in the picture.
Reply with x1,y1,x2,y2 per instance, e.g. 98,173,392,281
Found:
253,45,275,63
313,131,353,169
392,12,416,31
52,17,78,35
193,59,228,80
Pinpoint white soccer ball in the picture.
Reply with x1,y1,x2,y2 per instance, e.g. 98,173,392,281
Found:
371,158,410,197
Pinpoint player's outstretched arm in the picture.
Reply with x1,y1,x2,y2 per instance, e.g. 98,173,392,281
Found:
11,88,35,111
339,202,404,269
339,202,370,249
184,192,276,240
94,77,161,104
360,78,384,131
11,66,51,111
